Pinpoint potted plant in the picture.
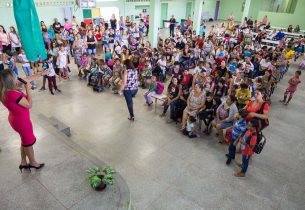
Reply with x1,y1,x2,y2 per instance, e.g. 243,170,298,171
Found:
86,166,116,191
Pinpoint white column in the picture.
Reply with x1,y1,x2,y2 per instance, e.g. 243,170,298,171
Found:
241,0,251,22
193,0,204,35
149,0,160,48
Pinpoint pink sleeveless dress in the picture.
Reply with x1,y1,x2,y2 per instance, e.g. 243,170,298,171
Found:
2,90,36,146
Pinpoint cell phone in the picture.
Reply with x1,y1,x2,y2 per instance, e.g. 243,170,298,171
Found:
17,78,27,85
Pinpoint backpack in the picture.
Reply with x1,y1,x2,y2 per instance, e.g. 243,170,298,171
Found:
246,131,266,154
156,82,164,94
256,102,269,131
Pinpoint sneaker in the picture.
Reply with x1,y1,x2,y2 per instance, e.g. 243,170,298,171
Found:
39,87,46,91
234,172,245,177
56,89,61,93
226,158,231,165
50,91,54,95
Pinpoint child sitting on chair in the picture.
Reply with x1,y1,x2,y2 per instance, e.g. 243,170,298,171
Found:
79,53,88,79
83,53,97,79
141,59,152,88
144,75,158,106
99,59,112,88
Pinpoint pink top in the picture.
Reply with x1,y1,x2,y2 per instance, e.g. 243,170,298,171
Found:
64,22,72,31
81,57,88,67
287,76,301,92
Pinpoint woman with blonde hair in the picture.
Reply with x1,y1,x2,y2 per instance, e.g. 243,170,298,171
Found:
0,70,47,172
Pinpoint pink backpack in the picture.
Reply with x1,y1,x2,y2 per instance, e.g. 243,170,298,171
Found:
107,60,114,67
156,82,164,94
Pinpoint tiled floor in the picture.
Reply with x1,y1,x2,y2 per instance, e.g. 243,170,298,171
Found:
1,27,305,209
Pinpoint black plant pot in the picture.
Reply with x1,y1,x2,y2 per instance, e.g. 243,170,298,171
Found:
95,175,107,191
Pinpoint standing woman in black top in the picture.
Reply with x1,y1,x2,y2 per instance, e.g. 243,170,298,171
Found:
120,59,139,121
110,14,117,33
169,15,176,37
85,30,97,55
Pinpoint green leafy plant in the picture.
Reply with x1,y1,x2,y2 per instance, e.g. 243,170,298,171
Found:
86,166,116,189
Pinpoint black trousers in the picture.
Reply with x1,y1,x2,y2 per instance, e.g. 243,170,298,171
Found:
170,26,175,37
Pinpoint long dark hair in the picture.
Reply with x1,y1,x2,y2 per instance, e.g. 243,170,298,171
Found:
0,25,6,33
0,70,17,102
123,59,134,70
9,26,17,34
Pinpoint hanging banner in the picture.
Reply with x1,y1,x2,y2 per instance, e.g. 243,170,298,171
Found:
13,0,46,61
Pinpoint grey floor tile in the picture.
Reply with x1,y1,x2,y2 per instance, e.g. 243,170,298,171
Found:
147,188,204,210
115,162,169,210
2,179,65,210
36,155,94,208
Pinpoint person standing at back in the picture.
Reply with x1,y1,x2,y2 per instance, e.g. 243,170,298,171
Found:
110,14,117,33
169,15,176,37
120,59,138,121
53,18,62,41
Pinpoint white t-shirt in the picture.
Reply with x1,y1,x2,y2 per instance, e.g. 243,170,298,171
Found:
18,53,30,67
157,59,167,70
9,32,21,48
46,62,56,77
58,50,67,68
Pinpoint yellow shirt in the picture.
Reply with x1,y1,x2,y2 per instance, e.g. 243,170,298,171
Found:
235,88,251,105
286,50,294,63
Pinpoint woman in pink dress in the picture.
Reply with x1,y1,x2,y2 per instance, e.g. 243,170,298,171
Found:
0,70,45,172
280,70,302,105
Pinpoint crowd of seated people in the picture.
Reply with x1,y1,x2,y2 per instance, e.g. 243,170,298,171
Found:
1,13,304,177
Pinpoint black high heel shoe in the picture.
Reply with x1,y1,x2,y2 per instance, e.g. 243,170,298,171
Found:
29,163,45,171
19,165,29,173
128,117,135,121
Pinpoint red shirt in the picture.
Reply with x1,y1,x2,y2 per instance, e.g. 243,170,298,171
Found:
246,100,270,122
95,33,102,41
195,38,204,49
242,130,257,156
181,74,191,86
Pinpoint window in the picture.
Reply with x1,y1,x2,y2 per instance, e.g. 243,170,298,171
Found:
261,0,298,14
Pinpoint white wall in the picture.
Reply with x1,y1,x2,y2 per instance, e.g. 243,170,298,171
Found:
0,6,72,29
165,0,189,22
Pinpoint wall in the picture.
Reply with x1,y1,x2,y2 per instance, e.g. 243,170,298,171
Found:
247,0,263,21
0,6,73,29
217,0,243,21
202,0,216,20
257,0,305,28
164,0,190,22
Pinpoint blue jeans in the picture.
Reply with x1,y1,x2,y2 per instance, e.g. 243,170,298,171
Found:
163,100,177,119
9,65,19,77
241,155,251,174
87,48,96,55
22,66,32,77
22,66,35,86
0,63,4,71
228,137,237,159
123,89,138,117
